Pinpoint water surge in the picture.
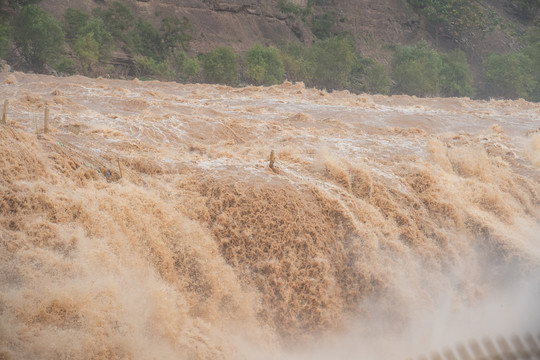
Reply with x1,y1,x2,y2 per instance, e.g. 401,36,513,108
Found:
1,73,539,359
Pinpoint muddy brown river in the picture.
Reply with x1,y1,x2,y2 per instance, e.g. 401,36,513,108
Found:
1,72,539,359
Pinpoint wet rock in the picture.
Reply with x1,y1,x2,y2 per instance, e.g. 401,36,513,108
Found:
0,60,12,73
4,74,16,85
43,64,58,77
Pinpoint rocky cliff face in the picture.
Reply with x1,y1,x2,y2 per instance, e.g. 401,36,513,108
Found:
38,0,534,63
39,0,313,53
37,0,424,57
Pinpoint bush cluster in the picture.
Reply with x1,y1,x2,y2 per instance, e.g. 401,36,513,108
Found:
0,20,9,58
64,2,197,79
392,41,474,97
64,8,113,72
13,5,67,70
194,30,538,102
408,0,501,37
1,1,198,78
195,37,386,91
200,47,238,84
244,45,284,85
483,28,540,101
197,36,390,93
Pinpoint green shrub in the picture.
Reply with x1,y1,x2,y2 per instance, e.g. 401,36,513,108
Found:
524,28,540,101
93,1,134,41
391,41,442,96
129,18,162,60
181,56,200,81
172,50,200,81
348,54,372,93
79,19,114,60
478,28,539,101
13,5,66,69
55,56,75,74
363,62,392,95
64,8,114,67
278,0,302,16
347,54,391,95
201,47,238,85
311,11,336,39
278,42,309,82
391,42,475,97
483,52,535,100
278,0,311,19
1,0,40,11
64,8,91,41
307,36,355,90
160,16,192,53
88,2,195,79
74,32,99,70
408,0,500,36
244,44,284,85
440,49,474,97
134,55,173,80
128,16,193,62
0,20,9,57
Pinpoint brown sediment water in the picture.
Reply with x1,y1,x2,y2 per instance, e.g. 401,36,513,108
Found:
1,73,539,359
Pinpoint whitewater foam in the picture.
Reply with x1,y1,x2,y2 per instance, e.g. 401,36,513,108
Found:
1,72,539,359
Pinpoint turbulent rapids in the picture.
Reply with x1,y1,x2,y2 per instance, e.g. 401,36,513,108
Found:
1,72,540,359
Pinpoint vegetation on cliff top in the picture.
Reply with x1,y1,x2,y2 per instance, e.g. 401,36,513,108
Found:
0,0,539,101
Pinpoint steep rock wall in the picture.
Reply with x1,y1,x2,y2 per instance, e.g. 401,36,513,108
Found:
38,0,425,55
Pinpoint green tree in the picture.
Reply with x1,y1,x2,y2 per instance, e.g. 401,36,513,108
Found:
523,28,540,101
129,18,162,60
244,44,284,85
391,41,442,96
278,42,309,82
201,47,238,85
483,52,535,100
363,62,392,94
311,11,336,39
54,57,75,74
79,18,114,60
278,0,312,21
172,50,200,81
348,54,391,95
134,55,173,80
307,36,355,90
0,19,9,57
13,4,66,69
73,32,99,70
93,1,134,42
0,0,40,13
63,8,91,41
64,9,114,66
160,16,192,53
181,55,200,81
440,49,474,97
408,0,499,38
